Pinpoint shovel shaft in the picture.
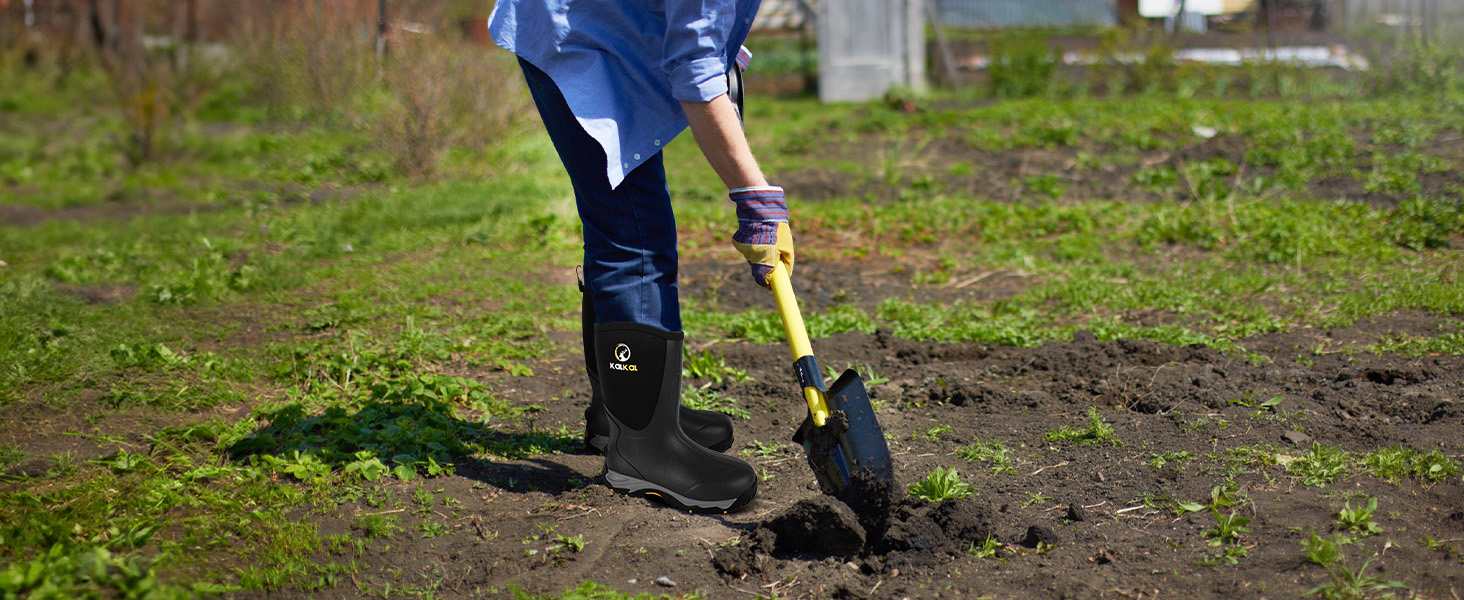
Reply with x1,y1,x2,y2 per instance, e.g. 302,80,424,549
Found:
769,263,831,427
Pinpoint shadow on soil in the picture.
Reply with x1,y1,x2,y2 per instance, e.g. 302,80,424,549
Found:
225,398,595,494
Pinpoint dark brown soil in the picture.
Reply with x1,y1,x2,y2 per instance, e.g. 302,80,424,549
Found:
8,301,1460,597
206,308,1462,599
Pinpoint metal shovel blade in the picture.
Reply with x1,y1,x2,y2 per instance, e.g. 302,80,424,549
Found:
793,369,894,496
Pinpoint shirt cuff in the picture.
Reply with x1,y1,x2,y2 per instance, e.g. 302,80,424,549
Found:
736,46,752,71
669,55,730,102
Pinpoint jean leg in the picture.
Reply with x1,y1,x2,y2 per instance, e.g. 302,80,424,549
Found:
518,59,681,331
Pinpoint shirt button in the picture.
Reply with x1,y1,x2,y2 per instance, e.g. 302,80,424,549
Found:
654,139,661,146
633,153,641,160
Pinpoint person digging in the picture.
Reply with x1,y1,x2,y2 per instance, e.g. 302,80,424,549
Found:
489,0,789,512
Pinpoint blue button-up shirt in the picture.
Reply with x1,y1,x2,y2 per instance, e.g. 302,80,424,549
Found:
489,0,762,189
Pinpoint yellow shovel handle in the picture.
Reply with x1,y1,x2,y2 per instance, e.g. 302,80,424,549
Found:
768,263,831,426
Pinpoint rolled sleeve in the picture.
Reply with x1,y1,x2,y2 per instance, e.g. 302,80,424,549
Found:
668,55,729,101
662,0,736,102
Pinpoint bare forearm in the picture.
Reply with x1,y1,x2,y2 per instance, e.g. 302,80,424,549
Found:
681,95,767,189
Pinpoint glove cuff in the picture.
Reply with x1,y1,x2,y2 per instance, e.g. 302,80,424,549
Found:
734,221,779,246
729,185,788,224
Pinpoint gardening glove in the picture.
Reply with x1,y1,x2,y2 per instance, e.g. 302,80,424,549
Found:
730,185,795,288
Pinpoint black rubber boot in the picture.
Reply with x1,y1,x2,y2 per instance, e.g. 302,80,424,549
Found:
595,322,757,512
580,288,732,453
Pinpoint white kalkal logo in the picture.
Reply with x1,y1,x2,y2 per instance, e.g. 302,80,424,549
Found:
613,343,632,362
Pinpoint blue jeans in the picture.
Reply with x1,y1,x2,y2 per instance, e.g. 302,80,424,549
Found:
519,59,682,331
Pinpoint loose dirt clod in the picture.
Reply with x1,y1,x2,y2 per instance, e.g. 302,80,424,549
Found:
1019,525,1058,548
1064,503,1088,522
762,497,866,557
929,499,996,544
714,468,1002,576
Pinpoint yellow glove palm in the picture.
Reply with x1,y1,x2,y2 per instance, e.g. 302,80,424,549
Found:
733,221,795,288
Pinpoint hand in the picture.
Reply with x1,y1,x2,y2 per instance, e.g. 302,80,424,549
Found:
730,186,795,288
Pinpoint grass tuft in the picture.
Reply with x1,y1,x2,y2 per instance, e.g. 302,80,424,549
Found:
1045,407,1122,447
957,439,1016,475
1287,444,1352,487
1361,446,1461,484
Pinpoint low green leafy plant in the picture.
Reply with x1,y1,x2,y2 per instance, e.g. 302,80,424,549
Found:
342,451,390,481
1045,407,1121,447
109,342,191,370
1147,450,1193,470
0,544,189,598
1335,498,1383,538
967,535,1002,559
957,439,1016,475
1362,446,1460,484
1302,532,1347,567
919,424,953,441
682,349,748,385
1205,510,1250,547
1203,509,1251,565
1287,443,1351,487
1021,491,1052,508
550,533,586,555
1307,557,1406,600
740,440,787,459
352,514,402,539
826,363,891,387
419,521,448,539
908,467,973,502
682,386,750,420
1386,197,1463,250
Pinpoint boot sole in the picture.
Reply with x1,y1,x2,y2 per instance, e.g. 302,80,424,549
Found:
605,470,755,513
586,434,732,455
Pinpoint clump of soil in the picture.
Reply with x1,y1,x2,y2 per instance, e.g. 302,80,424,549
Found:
762,497,866,557
714,469,1000,576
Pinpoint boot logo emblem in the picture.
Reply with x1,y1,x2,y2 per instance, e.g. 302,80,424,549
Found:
609,344,637,372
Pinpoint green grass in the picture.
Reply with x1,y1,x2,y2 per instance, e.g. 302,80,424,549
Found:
3,40,1463,596
1044,407,1122,447
682,387,751,420
1147,450,1194,470
682,348,749,385
1361,447,1461,484
1287,444,1353,487
957,439,1016,475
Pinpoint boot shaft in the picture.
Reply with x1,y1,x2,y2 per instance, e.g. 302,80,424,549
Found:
594,322,682,432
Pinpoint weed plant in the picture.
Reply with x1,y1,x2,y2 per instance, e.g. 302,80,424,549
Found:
908,467,974,502
1334,498,1383,538
958,440,1016,475
1045,408,1121,447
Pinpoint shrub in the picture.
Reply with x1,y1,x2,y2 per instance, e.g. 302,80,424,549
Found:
374,35,526,176
988,32,1057,98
